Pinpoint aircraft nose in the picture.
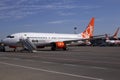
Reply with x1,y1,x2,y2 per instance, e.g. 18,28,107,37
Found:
1,38,19,46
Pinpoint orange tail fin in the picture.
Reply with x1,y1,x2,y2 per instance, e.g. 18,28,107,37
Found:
81,17,95,38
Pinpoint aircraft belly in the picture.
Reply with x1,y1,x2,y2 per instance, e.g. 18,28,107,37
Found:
34,40,51,46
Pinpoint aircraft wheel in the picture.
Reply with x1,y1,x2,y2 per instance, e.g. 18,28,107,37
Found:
0,46,5,52
51,43,56,51
51,46,56,51
62,43,68,51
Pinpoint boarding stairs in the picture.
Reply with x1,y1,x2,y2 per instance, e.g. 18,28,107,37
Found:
20,38,36,52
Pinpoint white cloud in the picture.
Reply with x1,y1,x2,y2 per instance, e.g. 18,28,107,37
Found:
0,0,102,20
58,12,76,16
48,20,70,24
79,5,102,9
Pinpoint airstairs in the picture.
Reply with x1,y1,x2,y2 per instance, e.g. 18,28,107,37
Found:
20,38,36,52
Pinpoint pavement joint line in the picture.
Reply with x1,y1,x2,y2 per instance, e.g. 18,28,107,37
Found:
63,63,108,70
0,57,110,71
63,64,79,67
0,61,103,80
41,61,57,64
91,66,107,70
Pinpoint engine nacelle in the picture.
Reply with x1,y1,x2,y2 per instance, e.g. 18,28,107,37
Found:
55,42,65,48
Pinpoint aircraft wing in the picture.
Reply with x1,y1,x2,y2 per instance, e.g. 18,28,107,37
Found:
90,34,106,40
62,38,91,44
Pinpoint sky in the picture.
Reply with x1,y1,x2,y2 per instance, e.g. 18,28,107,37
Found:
0,0,120,39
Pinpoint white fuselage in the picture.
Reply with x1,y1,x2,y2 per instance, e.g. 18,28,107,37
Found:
106,39,120,45
2,32,83,47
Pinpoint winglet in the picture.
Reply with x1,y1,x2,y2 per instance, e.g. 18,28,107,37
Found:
105,34,109,40
81,17,95,38
113,27,119,39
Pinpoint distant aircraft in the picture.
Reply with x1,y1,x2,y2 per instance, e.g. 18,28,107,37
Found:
89,27,120,46
110,27,119,39
105,27,120,46
1,18,95,52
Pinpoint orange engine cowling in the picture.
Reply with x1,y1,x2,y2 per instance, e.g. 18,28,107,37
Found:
55,42,65,48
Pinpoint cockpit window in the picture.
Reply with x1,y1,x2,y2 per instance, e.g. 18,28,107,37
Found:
7,35,15,38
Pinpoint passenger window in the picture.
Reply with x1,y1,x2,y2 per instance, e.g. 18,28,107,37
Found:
32,40,38,42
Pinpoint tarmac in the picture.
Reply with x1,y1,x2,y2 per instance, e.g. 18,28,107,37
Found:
0,46,120,80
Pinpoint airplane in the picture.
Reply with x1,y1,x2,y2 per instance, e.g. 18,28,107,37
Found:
1,17,95,52
105,27,120,46
90,27,120,46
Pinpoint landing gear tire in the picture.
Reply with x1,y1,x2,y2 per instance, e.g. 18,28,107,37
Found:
51,43,56,51
63,47,69,51
51,47,56,51
0,46,5,52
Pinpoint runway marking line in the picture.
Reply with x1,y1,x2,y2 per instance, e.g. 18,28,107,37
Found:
0,61,103,80
91,66,107,70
